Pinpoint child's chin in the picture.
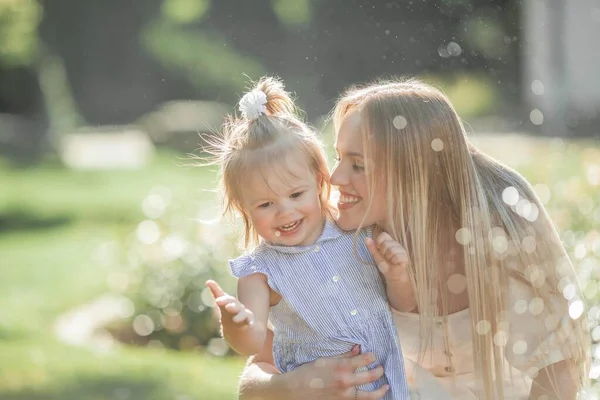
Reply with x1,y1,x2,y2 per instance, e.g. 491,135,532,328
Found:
334,215,357,232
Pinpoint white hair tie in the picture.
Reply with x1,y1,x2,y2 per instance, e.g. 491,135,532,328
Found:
239,89,268,120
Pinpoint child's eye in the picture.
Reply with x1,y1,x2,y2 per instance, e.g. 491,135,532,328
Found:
258,202,272,209
290,192,304,199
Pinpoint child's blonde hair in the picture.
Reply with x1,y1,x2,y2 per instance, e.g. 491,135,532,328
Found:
333,77,590,398
207,76,333,248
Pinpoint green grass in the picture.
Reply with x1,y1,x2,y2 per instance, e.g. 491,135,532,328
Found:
0,338,243,400
0,150,244,400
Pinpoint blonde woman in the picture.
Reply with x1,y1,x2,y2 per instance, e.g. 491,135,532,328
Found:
237,78,590,399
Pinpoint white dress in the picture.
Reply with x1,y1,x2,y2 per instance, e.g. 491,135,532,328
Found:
392,276,580,399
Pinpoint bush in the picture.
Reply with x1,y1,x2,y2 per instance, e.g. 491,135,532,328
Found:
109,186,239,354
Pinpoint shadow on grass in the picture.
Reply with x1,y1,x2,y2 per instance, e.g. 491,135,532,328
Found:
0,375,177,400
0,210,72,234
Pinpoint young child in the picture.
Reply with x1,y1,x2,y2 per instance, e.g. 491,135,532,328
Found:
204,77,410,399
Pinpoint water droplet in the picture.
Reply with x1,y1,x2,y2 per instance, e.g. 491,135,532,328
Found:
133,314,154,336
528,297,545,315
162,235,188,259
530,109,544,125
531,80,545,96
393,115,408,129
563,284,577,300
569,300,584,320
207,337,229,356
502,187,519,206
384,29,390,35
455,228,472,245
574,243,587,259
493,331,508,346
142,194,167,219
447,274,467,294
447,41,462,56
512,340,528,355
521,236,536,254
437,44,450,58
586,164,600,186
514,299,528,315
137,220,160,244
431,138,444,151
476,320,491,335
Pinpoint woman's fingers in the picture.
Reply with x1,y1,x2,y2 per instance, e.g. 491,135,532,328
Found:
352,366,384,386
356,384,389,399
347,352,376,370
331,344,361,359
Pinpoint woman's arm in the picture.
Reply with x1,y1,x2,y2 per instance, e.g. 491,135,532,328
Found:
529,360,577,400
239,328,389,400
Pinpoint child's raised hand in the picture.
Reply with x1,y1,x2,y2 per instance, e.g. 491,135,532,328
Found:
206,280,254,326
365,232,410,282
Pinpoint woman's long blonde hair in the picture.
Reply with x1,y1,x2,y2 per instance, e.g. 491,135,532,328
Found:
203,76,334,248
333,78,590,398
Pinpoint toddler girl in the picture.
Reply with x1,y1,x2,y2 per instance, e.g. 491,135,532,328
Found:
205,77,409,399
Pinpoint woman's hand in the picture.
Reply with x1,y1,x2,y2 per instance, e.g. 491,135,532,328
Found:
241,344,389,400
365,232,417,312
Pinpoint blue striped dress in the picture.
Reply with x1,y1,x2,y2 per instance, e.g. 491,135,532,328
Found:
229,219,410,399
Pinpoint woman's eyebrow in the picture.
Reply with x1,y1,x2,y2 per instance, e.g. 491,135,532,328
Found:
335,147,363,158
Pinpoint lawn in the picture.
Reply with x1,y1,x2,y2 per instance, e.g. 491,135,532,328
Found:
0,151,245,400
0,133,598,399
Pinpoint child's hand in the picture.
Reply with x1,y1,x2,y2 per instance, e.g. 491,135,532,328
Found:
365,232,410,282
206,280,254,326
366,232,417,312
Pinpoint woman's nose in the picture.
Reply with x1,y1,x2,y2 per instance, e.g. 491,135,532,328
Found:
330,163,347,186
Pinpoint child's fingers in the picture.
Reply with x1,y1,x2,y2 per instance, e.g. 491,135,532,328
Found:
365,237,390,273
232,309,254,324
215,295,237,308
224,300,243,314
205,280,226,299
375,233,409,265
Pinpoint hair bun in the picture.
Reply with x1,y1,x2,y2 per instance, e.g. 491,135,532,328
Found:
241,76,297,119
239,89,268,120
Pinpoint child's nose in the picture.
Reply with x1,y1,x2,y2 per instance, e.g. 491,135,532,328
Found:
277,201,294,216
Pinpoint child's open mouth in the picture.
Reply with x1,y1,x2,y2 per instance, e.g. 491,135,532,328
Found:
276,218,304,236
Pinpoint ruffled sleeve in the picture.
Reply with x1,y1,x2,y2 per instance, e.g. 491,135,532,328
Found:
229,254,267,278
504,275,584,377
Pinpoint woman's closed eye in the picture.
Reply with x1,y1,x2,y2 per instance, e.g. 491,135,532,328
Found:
352,161,364,171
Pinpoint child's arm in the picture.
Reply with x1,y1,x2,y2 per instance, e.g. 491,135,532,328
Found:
206,275,270,356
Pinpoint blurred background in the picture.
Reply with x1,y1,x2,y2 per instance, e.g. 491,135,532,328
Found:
0,0,599,399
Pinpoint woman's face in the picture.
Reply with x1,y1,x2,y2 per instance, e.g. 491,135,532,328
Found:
330,109,387,231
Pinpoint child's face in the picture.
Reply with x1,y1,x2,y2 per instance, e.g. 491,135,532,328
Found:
241,154,324,246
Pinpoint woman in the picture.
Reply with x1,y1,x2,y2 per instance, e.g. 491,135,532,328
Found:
236,78,590,399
